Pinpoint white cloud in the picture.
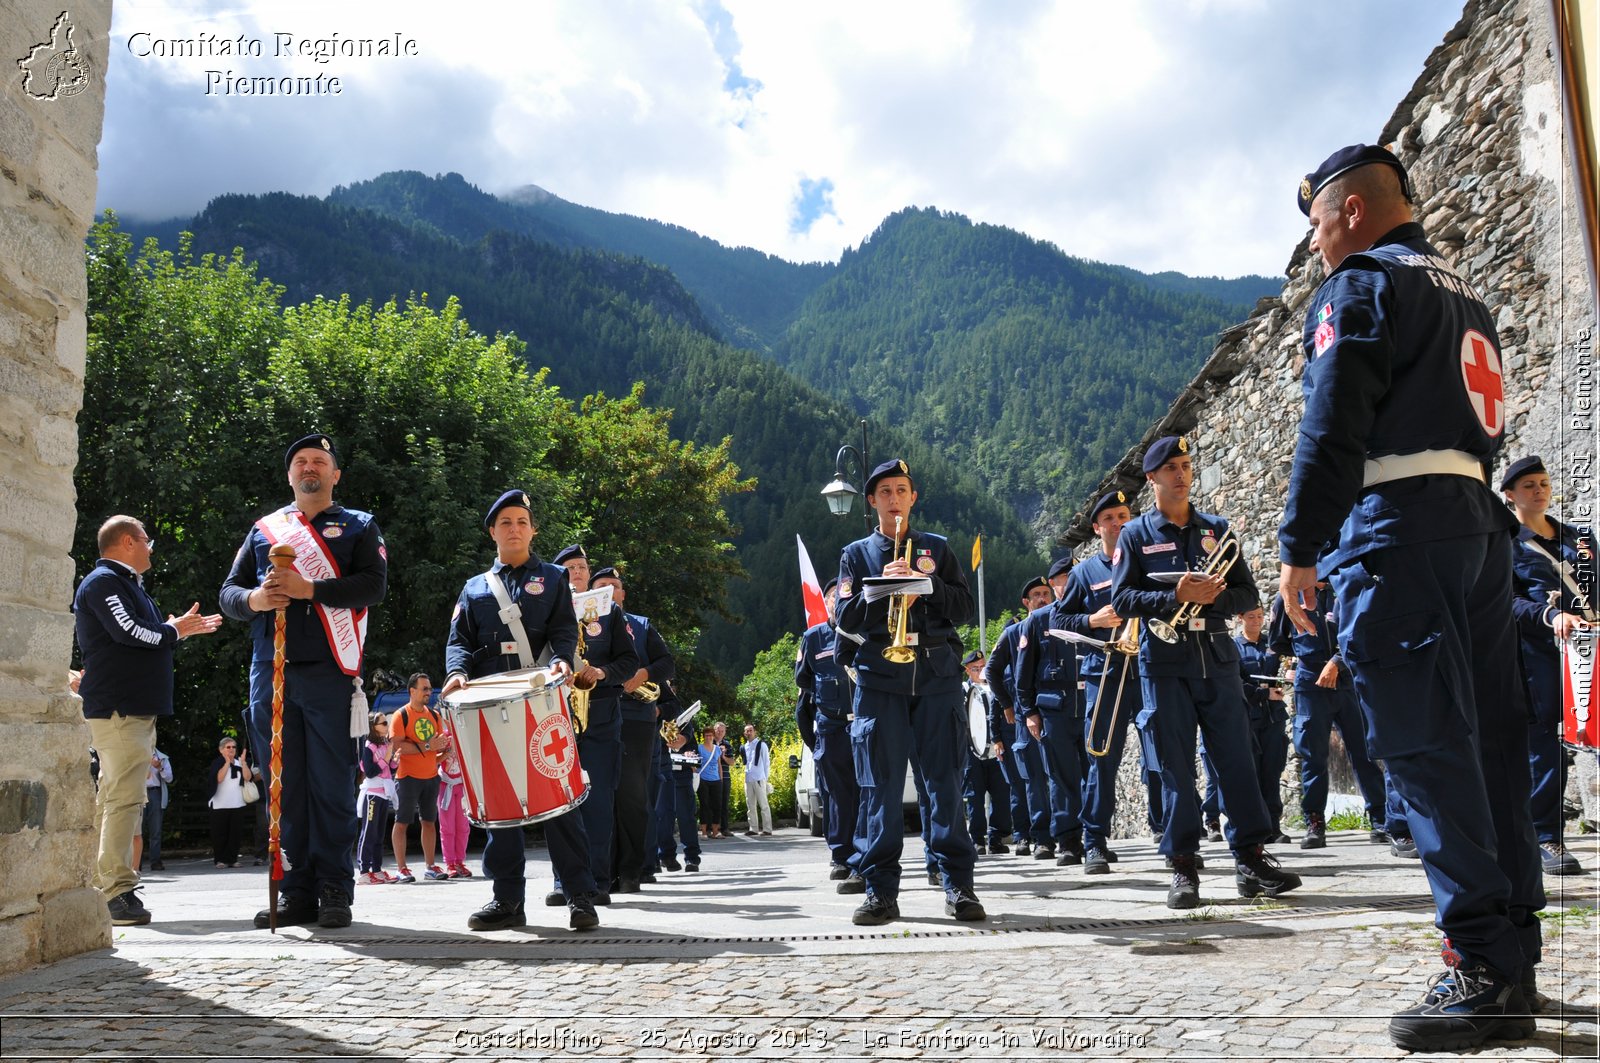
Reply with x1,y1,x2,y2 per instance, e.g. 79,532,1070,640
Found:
99,0,1466,276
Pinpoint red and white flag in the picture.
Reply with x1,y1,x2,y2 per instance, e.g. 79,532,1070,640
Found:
797,534,828,628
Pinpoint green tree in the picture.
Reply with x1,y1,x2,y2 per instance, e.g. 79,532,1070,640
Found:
735,632,802,740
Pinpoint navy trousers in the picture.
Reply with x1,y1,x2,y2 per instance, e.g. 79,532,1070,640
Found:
1333,532,1543,978
963,752,1012,845
1292,679,1387,822
655,767,701,865
850,684,976,901
1035,698,1085,846
815,716,863,869
1008,730,1053,844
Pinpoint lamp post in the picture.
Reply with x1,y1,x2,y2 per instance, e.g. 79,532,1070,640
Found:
820,419,872,533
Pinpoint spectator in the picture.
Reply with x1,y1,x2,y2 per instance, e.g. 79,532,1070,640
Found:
73,514,221,926
698,730,724,839
389,673,448,882
356,713,398,884
714,721,735,839
206,737,255,868
437,728,472,879
135,747,173,871
741,724,773,835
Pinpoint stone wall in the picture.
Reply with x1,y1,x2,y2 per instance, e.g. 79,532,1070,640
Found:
0,1,110,975
1076,0,1597,841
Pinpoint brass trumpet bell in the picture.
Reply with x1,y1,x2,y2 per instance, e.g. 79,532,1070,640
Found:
1149,532,1240,645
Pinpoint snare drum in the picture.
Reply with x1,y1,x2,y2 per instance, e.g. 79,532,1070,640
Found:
1562,631,1598,750
441,669,588,828
966,684,995,760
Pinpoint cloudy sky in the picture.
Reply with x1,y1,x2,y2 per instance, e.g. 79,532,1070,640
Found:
97,0,1465,277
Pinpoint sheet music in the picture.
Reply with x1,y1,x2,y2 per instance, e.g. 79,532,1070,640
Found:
860,576,933,602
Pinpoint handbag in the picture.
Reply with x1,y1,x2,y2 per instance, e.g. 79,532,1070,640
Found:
240,776,261,804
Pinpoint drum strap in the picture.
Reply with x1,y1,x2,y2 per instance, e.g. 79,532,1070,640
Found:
1519,539,1599,623
483,569,537,669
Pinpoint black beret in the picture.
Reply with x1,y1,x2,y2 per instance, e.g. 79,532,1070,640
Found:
553,544,587,565
961,649,985,666
822,577,839,596
1019,576,1049,600
1298,143,1412,216
1046,556,1073,580
484,489,533,530
1500,455,1546,491
1142,435,1190,473
1091,489,1131,520
865,458,913,495
590,566,622,584
284,433,337,470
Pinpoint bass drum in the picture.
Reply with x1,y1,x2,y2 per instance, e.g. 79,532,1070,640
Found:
966,684,995,760
1562,631,1598,750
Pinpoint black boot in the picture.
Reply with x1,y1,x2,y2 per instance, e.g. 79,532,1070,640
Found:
1234,845,1302,898
1390,964,1535,1052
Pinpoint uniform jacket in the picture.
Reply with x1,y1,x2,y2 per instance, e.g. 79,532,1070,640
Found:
795,621,852,721
1015,599,1084,718
1234,634,1283,718
1057,551,1134,684
1268,593,1348,685
1511,517,1598,721
835,526,973,695
73,558,178,719
218,504,387,665
445,556,578,680
619,610,675,723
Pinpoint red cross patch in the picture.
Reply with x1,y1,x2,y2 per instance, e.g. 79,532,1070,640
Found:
1459,329,1504,437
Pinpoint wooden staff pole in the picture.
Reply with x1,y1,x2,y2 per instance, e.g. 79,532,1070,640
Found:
266,543,296,932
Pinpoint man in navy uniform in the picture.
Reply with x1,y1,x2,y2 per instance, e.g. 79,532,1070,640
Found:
440,491,599,931
1057,490,1163,872
551,544,639,907
1502,454,1595,876
795,579,865,889
1234,605,1290,843
221,434,386,930
1268,587,1388,848
1279,144,1543,1051
835,459,983,925
1015,563,1088,866
960,651,1011,854
983,577,1055,856
1112,435,1299,910
590,565,675,892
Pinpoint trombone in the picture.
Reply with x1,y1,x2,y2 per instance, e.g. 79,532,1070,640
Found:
883,515,917,664
1085,619,1140,758
1148,530,1240,644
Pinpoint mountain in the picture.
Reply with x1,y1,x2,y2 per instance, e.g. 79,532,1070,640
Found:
123,191,1045,676
770,208,1265,532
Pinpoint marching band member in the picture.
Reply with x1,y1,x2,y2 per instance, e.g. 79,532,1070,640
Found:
1279,144,1541,1049
960,651,1011,855
1015,562,1088,866
441,491,599,931
796,579,866,890
1112,435,1299,909
221,433,387,931
984,578,1055,856
590,566,676,893
1234,606,1289,844
1501,455,1594,877
835,459,983,925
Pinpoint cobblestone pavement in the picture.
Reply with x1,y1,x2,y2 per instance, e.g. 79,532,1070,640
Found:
2,829,1596,1060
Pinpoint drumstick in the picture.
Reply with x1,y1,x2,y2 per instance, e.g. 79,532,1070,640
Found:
266,543,295,933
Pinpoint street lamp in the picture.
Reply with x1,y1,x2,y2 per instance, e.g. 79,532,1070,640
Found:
819,419,872,532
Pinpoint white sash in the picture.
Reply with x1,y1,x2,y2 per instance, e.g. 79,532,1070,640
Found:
482,567,551,670
255,509,368,676
1520,536,1599,623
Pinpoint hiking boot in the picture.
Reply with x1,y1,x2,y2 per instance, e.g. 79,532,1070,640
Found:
1103,847,1119,863
974,843,987,855
1056,840,1083,867
662,856,683,872
1235,845,1302,898
1300,816,1326,849
828,864,851,880
1204,819,1223,843
1541,841,1582,876
568,896,599,931
1370,828,1392,845
107,889,151,927
1164,853,1204,870
684,861,699,872
639,872,657,885
1014,840,1032,856
926,870,940,886
1272,832,1294,845
1083,847,1111,875
1033,843,1056,860
317,885,352,928
836,874,866,895
468,898,526,931
1390,836,1419,858
1167,855,1200,909
615,878,641,894
1389,964,1535,1052
254,894,317,929
944,886,986,922
1424,966,1548,1015
590,890,612,906
852,893,900,926
988,839,1010,854
544,890,567,907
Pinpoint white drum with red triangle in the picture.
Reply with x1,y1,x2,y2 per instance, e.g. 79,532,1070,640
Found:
441,669,588,827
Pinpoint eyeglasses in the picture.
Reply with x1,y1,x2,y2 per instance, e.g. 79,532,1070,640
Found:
132,535,156,549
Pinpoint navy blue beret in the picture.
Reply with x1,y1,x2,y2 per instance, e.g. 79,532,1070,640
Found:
484,489,533,530
1142,435,1190,473
553,544,587,565
962,649,985,666
1091,489,1131,520
1046,557,1073,580
1020,575,1049,600
1500,455,1546,491
1298,143,1412,215
284,433,337,470
822,577,839,596
590,566,621,584
865,458,914,495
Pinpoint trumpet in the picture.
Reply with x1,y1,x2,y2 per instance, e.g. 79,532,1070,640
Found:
628,680,661,702
883,515,917,664
569,602,599,735
1085,618,1139,758
1148,531,1240,644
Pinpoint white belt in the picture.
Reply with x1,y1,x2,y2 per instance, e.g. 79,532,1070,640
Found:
1362,449,1485,488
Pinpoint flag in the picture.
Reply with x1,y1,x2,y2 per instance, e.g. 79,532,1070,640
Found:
971,534,983,572
797,535,828,628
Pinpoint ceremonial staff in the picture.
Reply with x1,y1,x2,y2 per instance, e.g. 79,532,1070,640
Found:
266,542,295,932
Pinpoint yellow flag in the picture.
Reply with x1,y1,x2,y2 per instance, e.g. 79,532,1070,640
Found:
971,534,983,571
